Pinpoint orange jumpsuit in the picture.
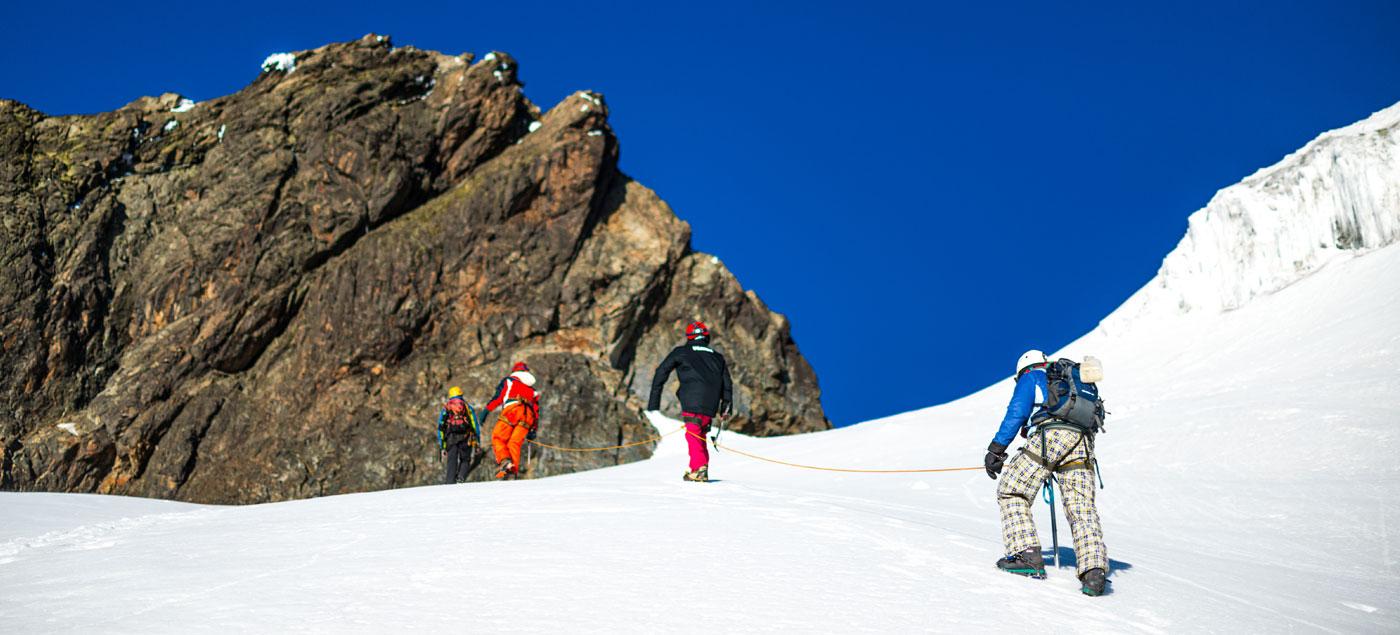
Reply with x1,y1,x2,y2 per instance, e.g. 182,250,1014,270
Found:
486,370,540,477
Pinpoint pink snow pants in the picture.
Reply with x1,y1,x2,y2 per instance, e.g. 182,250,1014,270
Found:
683,413,712,472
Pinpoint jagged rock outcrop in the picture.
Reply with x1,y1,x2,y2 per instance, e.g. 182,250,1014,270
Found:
0,35,828,503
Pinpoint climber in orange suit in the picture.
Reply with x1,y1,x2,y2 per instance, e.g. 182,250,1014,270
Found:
484,361,541,479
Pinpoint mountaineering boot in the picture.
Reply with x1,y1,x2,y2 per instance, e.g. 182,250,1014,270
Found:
696,466,708,482
495,459,514,480
1079,568,1107,596
995,547,1047,579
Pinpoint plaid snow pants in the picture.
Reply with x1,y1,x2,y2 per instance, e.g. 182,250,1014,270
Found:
997,428,1108,575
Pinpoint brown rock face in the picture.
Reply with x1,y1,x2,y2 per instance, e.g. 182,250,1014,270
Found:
0,35,829,503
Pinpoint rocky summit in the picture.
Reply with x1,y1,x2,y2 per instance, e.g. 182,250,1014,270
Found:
0,35,828,504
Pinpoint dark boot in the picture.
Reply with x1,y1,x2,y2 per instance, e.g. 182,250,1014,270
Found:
1079,568,1107,596
995,547,1046,579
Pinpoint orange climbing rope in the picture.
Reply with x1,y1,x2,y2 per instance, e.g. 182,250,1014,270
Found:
521,424,980,474
526,426,684,452
685,429,982,474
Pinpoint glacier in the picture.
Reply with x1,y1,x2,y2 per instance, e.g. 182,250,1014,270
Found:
1105,102,1400,329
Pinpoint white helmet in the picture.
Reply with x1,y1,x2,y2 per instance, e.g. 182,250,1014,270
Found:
1016,350,1047,376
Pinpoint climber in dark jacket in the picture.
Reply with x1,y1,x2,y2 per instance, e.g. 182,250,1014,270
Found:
647,321,733,482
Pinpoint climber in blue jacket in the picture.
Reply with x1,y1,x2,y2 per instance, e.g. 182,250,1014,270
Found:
982,350,1110,597
990,357,1050,448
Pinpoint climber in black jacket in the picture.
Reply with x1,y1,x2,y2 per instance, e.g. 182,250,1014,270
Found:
647,321,733,482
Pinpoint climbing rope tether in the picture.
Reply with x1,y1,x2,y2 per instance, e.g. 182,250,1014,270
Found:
526,426,684,452
520,425,983,473
684,429,982,474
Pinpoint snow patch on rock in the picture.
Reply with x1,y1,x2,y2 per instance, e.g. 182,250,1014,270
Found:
170,98,197,113
163,120,178,133
261,53,297,73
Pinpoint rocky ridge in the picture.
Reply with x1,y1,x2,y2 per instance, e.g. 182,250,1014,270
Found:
0,35,828,503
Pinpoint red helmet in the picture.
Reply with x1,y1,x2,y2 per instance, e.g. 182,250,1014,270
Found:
685,321,709,341
511,361,530,372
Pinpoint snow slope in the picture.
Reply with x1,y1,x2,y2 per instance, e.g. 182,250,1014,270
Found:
4,107,1400,632
3,244,1396,632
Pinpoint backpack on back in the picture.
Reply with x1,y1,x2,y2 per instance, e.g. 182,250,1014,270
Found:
1031,357,1106,434
443,402,479,436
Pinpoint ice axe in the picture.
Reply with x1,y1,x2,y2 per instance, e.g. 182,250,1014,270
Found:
1043,476,1060,569
711,414,725,450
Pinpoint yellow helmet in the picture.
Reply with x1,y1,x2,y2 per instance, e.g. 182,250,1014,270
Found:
447,386,463,398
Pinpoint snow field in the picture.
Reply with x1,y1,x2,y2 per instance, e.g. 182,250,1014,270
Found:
3,242,1398,632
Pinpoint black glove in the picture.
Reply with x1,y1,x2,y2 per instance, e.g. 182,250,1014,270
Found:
984,441,1009,480
526,427,537,441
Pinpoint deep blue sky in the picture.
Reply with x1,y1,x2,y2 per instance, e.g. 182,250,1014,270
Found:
6,2,1398,426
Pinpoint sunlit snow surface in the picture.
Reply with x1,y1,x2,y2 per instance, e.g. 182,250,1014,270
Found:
3,242,1397,632
4,102,1400,631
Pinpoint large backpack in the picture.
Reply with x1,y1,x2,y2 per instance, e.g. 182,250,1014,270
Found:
1031,358,1106,434
443,403,479,436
